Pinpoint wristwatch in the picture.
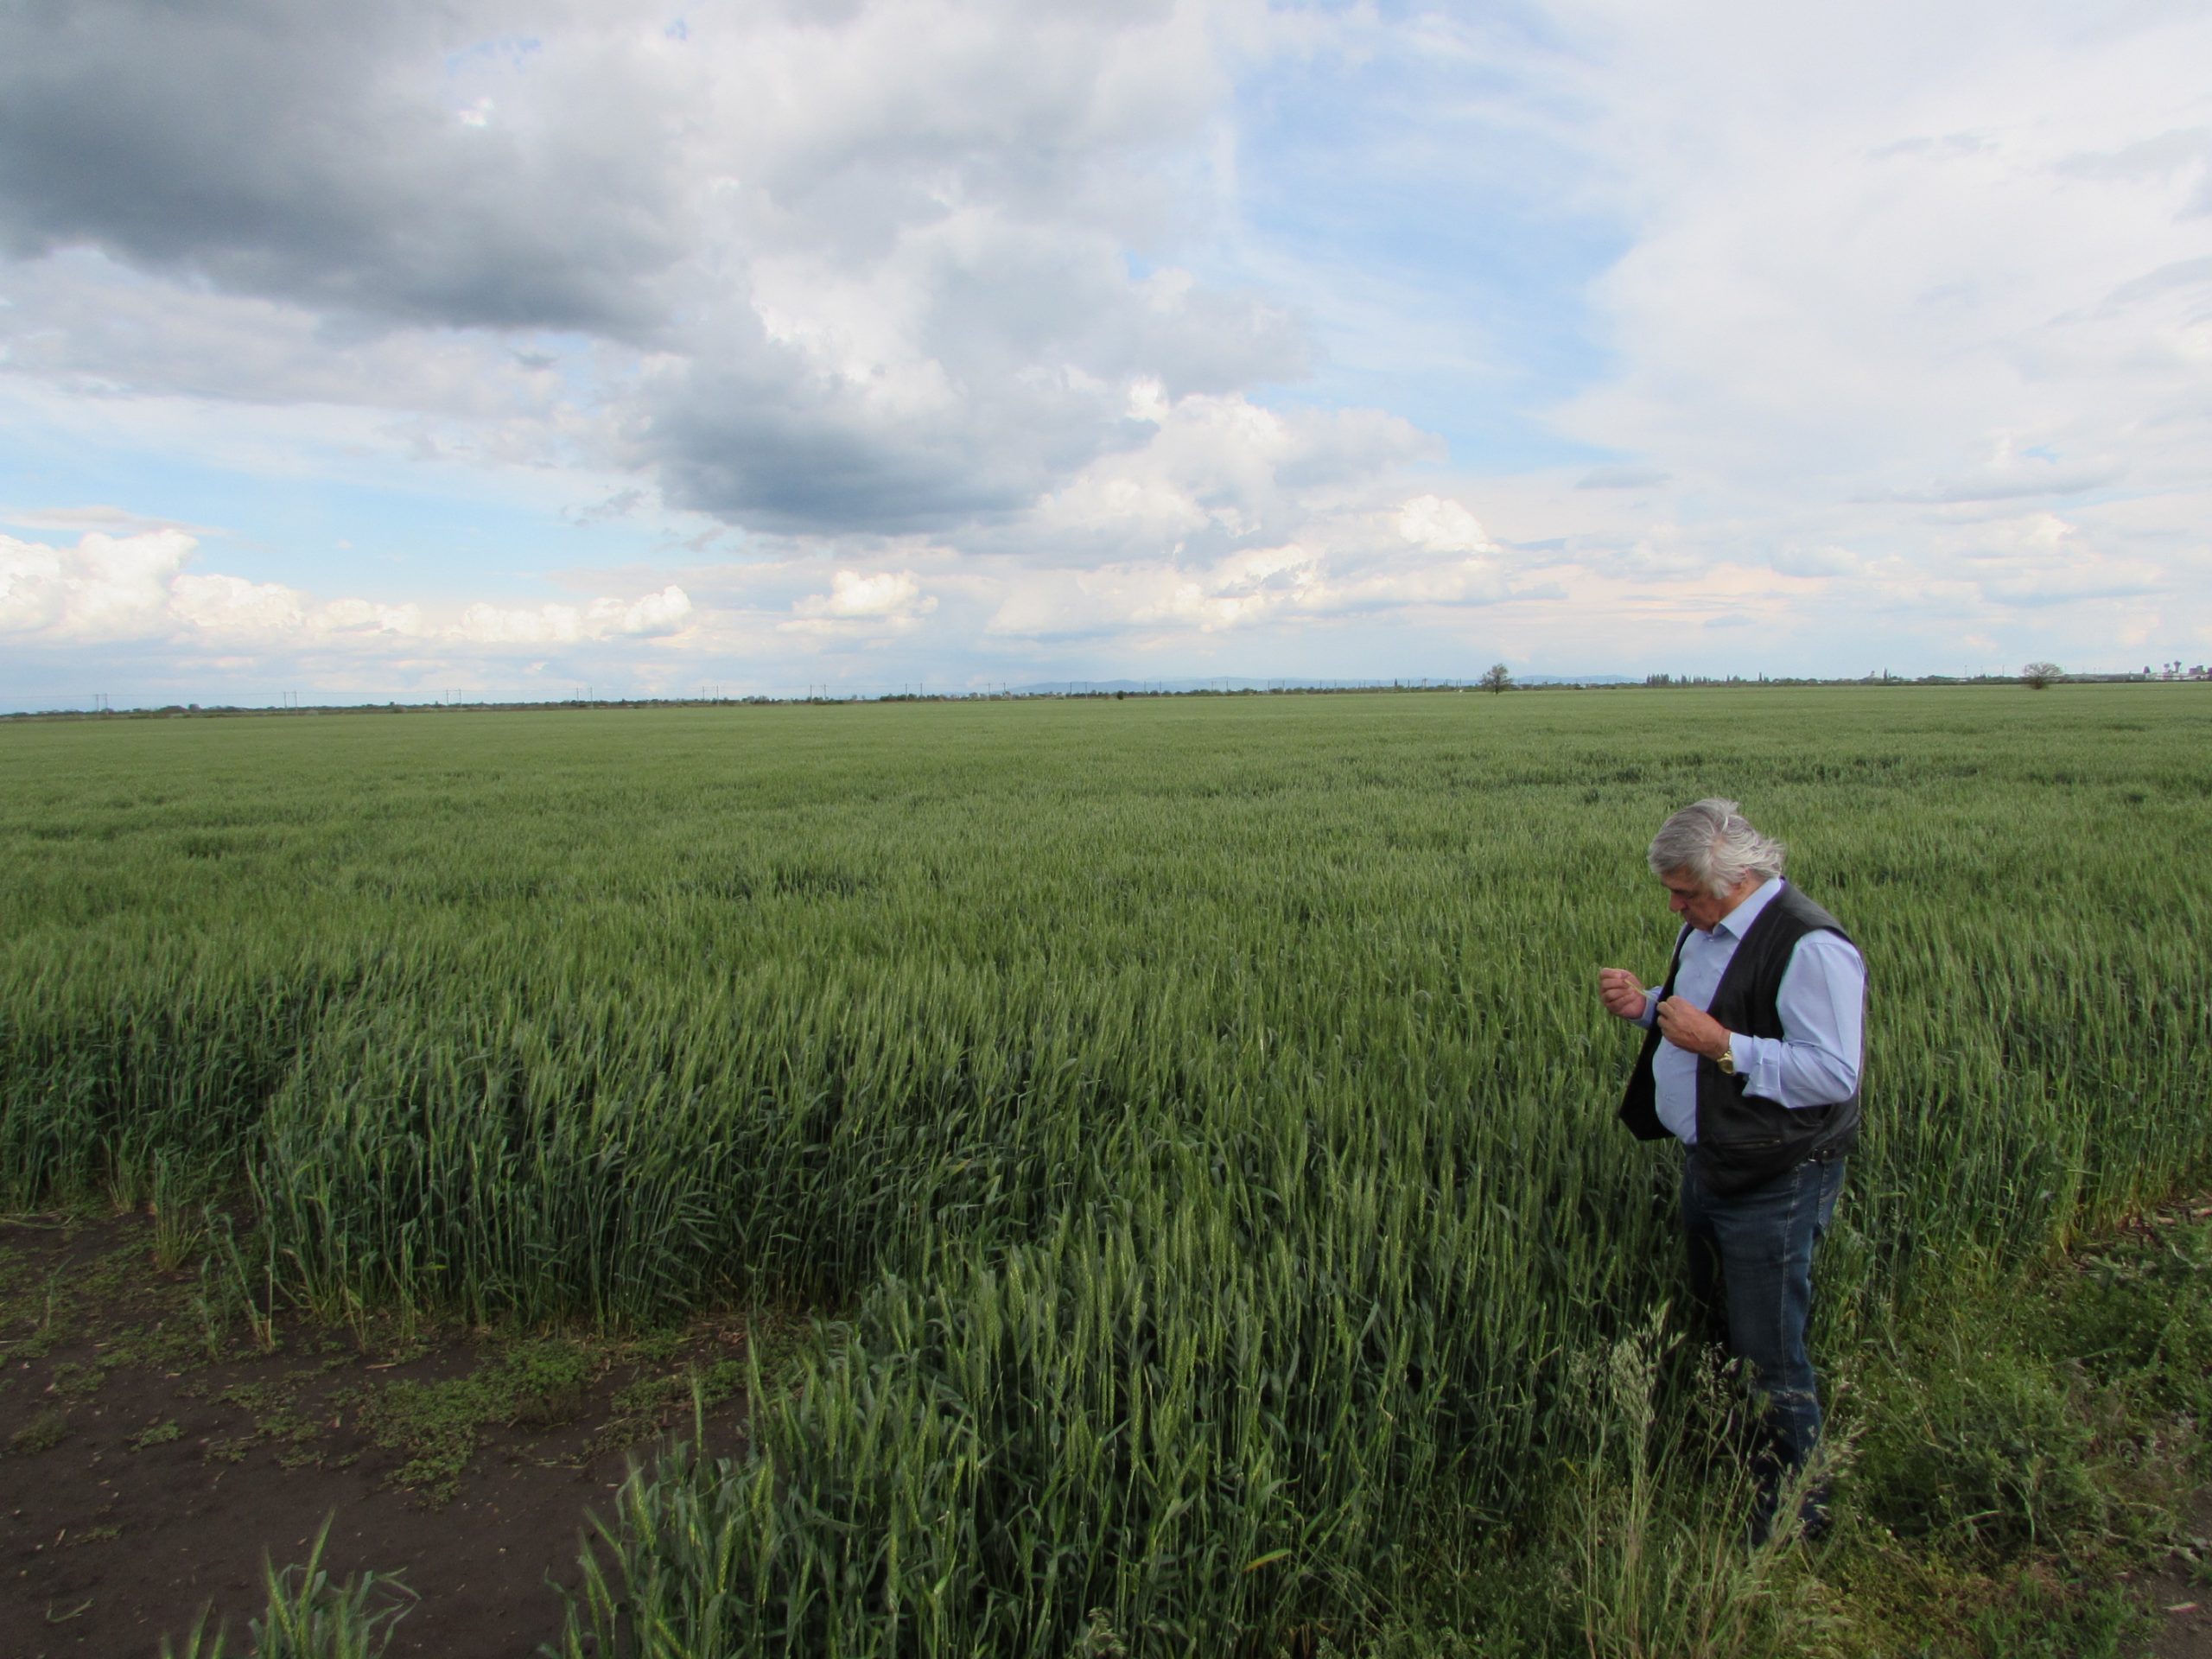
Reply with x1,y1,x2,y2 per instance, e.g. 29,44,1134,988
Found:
1715,1039,1738,1077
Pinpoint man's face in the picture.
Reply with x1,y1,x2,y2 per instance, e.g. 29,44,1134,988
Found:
1660,868,1729,932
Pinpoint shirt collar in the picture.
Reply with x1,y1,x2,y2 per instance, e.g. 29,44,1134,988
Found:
1712,874,1786,942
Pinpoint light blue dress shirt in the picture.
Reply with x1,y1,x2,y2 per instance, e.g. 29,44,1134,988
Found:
1634,876,1866,1145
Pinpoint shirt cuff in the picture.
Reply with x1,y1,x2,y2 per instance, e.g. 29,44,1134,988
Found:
1734,1033,1783,1099
1637,988,1661,1029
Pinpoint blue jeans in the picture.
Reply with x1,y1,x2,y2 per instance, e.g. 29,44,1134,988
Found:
1679,1153,1846,1481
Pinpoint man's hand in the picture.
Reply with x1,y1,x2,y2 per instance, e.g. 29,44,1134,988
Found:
1656,995,1733,1060
1598,967,1649,1022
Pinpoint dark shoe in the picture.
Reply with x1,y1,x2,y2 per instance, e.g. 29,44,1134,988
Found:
1799,1483,1833,1543
1745,1477,1830,1548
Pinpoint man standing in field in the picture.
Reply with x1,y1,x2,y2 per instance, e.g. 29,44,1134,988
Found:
1598,798,1866,1541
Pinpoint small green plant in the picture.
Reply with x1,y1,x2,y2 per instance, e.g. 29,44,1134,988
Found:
1854,1272,2125,1558
499,1337,595,1427
1966,1567,2146,1658
1556,1307,1839,1659
130,1418,183,1450
47,1357,106,1399
8,1408,67,1455
160,1516,416,1659
348,1335,604,1503
149,1158,211,1272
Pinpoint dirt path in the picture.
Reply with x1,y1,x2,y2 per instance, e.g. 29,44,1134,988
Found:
0,1213,753,1658
2130,1490,2212,1659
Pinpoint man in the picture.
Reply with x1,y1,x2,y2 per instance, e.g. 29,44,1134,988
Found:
1598,798,1866,1541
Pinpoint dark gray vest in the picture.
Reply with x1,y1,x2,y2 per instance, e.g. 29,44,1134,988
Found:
1618,882,1863,1195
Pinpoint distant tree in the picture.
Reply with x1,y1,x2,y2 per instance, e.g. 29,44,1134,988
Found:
1480,662,1512,695
2020,661,2064,690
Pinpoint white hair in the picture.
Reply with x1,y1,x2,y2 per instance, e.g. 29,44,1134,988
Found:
1647,798,1787,897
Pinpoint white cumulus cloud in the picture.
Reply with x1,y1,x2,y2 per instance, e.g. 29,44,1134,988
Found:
782,569,938,636
2,529,692,658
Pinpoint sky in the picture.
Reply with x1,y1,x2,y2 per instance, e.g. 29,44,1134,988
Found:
2,0,2208,709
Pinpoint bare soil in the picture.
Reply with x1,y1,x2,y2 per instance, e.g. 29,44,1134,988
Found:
0,1211,754,1659
2133,1489,2212,1659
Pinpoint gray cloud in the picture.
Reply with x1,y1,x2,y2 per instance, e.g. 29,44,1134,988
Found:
1864,461,2124,505
0,0,1318,543
634,280,1168,537
0,0,684,335
639,206,1309,539
0,250,574,413
2099,256,2212,312
2054,127,2212,185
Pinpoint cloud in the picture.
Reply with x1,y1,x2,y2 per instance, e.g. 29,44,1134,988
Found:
4,0,2211,697
1866,441,2126,504
794,569,934,620
0,2,688,335
1574,467,1671,491
1,503,219,537
1765,544,1863,578
1,528,690,652
1,527,194,640
2053,126,2212,188
1396,494,1498,555
1936,510,2165,608
783,569,938,634
2093,255,2212,315
0,0,1310,546
1018,391,1440,567
978,495,1522,644
637,226,1307,538
170,570,311,639
456,586,692,645
1545,0,2212,518
0,250,575,415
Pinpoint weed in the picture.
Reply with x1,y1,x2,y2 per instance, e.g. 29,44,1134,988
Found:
47,1358,105,1399
349,1338,603,1503
149,1158,210,1271
159,1516,416,1659
1964,1567,2148,1659
1555,1307,1842,1659
9,1408,67,1454
499,1338,595,1427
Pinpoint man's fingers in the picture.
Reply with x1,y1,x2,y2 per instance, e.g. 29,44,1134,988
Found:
1599,971,1649,1022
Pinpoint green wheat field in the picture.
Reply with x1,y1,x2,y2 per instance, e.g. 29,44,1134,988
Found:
4,684,2209,1654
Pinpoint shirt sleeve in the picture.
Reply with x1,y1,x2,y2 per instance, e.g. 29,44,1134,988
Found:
1731,931,1864,1109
